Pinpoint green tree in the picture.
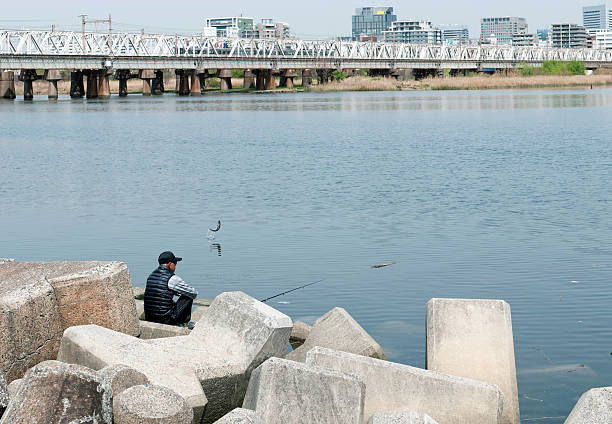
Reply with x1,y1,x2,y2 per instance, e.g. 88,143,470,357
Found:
332,70,347,81
566,60,586,75
517,62,535,77
542,60,565,75
231,69,245,78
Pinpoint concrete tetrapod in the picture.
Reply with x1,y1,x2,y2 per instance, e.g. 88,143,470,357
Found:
213,408,259,423
0,360,113,424
98,364,150,397
564,387,612,424
367,411,438,424
0,261,140,382
243,357,366,424
287,307,386,362
307,347,503,424
57,291,293,424
114,384,193,424
426,298,519,424
289,320,312,349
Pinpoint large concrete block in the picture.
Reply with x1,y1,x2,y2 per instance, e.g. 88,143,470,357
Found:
243,357,365,424
426,298,518,424
98,364,149,396
0,261,140,381
565,387,612,424
290,321,311,349
367,411,438,424
1,360,113,424
58,291,292,424
114,384,193,424
213,408,258,424
139,320,190,340
287,307,385,362
307,347,503,424
0,369,7,418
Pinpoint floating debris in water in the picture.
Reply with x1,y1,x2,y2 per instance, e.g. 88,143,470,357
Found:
570,280,580,284
277,301,291,305
371,262,397,269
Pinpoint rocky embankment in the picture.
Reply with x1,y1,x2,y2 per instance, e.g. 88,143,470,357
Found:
0,258,608,423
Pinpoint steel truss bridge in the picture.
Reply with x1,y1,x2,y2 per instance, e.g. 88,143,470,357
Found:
1,29,612,71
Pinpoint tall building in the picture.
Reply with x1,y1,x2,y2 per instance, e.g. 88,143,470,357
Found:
512,33,539,46
551,23,588,48
440,25,470,44
383,20,442,44
352,7,397,41
205,17,254,38
583,4,612,31
254,19,291,40
480,17,528,45
537,29,550,41
593,29,612,48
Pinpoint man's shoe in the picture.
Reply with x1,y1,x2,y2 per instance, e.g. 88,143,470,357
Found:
186,321,196,330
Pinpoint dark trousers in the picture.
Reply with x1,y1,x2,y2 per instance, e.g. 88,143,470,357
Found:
164,296,193,326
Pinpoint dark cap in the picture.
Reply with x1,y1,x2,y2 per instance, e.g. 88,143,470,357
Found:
158,251,182,265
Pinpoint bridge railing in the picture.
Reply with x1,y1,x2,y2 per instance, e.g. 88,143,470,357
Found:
1,30,612,64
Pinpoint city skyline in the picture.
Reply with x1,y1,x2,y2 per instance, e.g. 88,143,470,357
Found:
0,1,598,38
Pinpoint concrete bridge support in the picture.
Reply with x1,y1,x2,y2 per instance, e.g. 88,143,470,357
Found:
115,70,130,97
197,70,208,94
20,70,38,100
0,70,16,99
279,69,296,89
97,69,111,99
255,70,265,90
152,70,164,95
243,69,254,89
175,70,190,96
190,70,201,95
218,69,233,91
265,70,276,90
301,69,313,87
140,70,155,96
85,71,98,98
44,70,61,100
70,71,84,98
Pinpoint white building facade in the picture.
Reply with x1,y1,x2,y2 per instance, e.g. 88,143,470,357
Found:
383,20,442,44
480,17,528,45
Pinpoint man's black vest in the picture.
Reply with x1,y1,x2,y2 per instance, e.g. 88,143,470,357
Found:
144,265,175,321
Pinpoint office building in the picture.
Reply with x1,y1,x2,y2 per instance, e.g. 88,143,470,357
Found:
441,25,470,44
583,4,612,31
537,29,550,41
352,7,397,40
512,33,539,46
254,19,291,39
551,23,588,48
205,17,254,38
592,29,612,48
480,17,528,45
383,20,442,43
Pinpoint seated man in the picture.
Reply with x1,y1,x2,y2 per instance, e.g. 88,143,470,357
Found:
144,251,198,328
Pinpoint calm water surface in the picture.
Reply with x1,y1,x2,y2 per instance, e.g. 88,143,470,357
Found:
1,89,612,422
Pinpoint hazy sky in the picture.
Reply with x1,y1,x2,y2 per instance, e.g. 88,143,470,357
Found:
0,1,593,38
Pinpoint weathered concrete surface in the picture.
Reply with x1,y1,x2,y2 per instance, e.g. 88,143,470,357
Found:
135,299,145,320
98,364,149,396
0,369,7,418
565,387,612,424
213,408,258,424
194,298,212,307
5,379,21,400
426,298,518,424
58,291,292,424
191,306,208,322
243,357,365,424
367,411,438,424
1,360,113,424
290,321,312,349
114,384,193,424
139,321,190,340
132,285,145,299
0,261,140,381
287,308,385,363
307,347,503,424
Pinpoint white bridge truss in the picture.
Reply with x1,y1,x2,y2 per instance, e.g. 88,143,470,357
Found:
1,29,612,70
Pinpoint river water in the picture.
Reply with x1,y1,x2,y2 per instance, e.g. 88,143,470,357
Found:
1,89,612,422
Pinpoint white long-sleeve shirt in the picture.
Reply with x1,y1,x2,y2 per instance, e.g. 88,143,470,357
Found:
168,275,198,299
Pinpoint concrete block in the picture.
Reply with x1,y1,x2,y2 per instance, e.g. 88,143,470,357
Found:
132,285,145,299
367,411,438,424
192,305,208,322
194,298,212,307
114,384,193,424
98,364,149,396
307,347,503,424
0,369,7,417
565,387,612,424
58,291,292,424
0,261,140,381
5,379,21,400
139,320,190,339
289,321,311,349
287,307,385,363
1,360,113,424
243,357,365,424
213,408,258,423
426,298,518,424
135,299,145,320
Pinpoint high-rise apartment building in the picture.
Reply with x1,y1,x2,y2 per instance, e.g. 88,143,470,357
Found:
551,23,588,48
583,4,612,31
352,7,397,41
383,20,442,44
480,17,528,45
440,25,470,44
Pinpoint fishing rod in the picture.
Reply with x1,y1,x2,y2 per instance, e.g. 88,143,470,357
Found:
261,279,325,303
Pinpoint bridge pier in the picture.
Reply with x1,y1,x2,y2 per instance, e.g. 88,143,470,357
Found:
84,71,98,98
97,70,111,99
115,70,130,97
279,69,296,89
140,70,155,96
243,69,254,89
152,70,164,95
176,70,190,96
255,70,265,90
20,70,38,100
218,69,232,91
70,71,84,98
189,70,201,95
265,70,276,90
301,69,313,87
44,70,61,100
0,70,16,99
